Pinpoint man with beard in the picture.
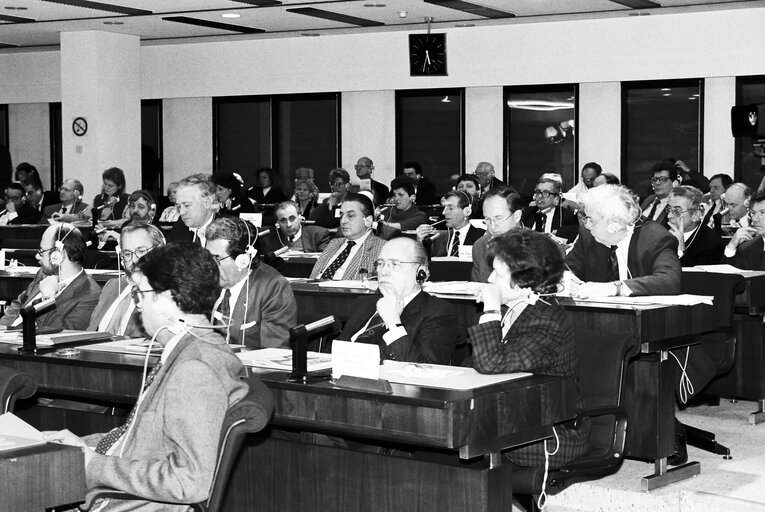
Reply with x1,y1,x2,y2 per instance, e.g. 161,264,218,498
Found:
0,223,101,329
94,190,158,250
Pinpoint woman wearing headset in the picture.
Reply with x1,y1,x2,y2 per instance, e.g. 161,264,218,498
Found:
93,167,129,227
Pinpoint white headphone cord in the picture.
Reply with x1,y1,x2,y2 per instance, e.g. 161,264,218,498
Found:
537,425,560,510
670,347,694,404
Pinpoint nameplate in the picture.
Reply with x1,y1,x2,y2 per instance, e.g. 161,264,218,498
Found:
240,213,262,227
331,340,380,380
458,245,473,261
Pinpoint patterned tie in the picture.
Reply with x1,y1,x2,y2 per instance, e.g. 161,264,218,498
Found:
646,199,660,220
95,362,163,455
352,312,386,344
449,231,460,257
320,241,356,279
104,294,132,335
536,212,547,232
607,245,620,281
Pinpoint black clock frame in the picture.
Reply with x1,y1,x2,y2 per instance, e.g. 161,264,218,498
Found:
408,33,447,77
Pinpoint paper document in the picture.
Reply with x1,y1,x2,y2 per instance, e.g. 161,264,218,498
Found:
282,252,321,259
331,340,380,380
0,412,45,453
422,281,483,298
574,294,713,306
237,347,333,372
381,360,531,390
684,265,765,277
317,280,378,291
0,330,112,346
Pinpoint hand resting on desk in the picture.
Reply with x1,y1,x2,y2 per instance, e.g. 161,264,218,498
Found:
43,429,95,466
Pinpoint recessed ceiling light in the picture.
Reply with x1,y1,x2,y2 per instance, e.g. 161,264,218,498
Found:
455,23,474,28
4,6,28,10
103,21,124,25
301,32,320,37
628,12,650,16
689,96,698,100
692,94,700,97
221,13,241,19
363,2,385,6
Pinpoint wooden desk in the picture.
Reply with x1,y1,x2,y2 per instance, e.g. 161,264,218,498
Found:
1,442,85,511
0,345,575,512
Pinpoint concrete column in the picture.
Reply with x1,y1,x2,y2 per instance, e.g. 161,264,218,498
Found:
465,86,503,178
60,31,141,204
579,82,622,179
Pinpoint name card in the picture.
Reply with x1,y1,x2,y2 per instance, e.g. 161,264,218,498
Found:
458,245,473,261
331,340,380,380
240,213,262,227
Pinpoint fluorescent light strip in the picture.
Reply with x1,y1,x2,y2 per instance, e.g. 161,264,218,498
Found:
163,16,265,34
0,14,34,22
424,0,514,18
40,0,151,15
287,7,384,27
610,0,660,9
506,100,574,111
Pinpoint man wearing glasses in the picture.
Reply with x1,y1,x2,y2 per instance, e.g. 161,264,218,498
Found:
309,167,351,229
259,200,330,254
723,190,765,269
0,182,41,225
666,186,724,267
87,222,166,336
470,187,524,282
355,156,389,205
520,177,578,243
640,161,681,227
333,237,458,364
0,223,101,330
40,179,91,223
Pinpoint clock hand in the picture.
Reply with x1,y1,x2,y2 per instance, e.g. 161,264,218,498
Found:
425,50,432,65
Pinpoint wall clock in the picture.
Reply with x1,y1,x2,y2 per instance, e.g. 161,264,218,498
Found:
409,33,447,76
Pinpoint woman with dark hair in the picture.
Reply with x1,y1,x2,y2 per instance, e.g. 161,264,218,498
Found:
93,167,129,226
468,228,589,468
248,167,287,205
212,172,255,216
456,174,483,219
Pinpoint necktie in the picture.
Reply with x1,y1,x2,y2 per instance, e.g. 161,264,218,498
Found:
218,288,232,321
607,245,620,281
450,231,460,257
536,211,547,232
193,231,204,246
104,293,132,335
320,241,356,279
95,362,163,455
646,199,660,220
351,312,386,344
60,205,68,215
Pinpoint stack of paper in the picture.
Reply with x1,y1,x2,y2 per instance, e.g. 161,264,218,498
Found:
237,347,333,371
422,281,483,299
0,412,45,453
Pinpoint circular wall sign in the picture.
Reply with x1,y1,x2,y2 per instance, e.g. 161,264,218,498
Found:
72,117,88,136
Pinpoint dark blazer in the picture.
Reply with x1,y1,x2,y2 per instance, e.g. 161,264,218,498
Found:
308,201,341,229
92,192,129,221
679,224,725,267
40,200,91,223
520,205,579,242
470,233,492,283
428,224,485,257
219,194,255,216
337,291,459,364
8,202,42,224
0,269,102,330
309,233,385,280
87,276,145,337
248,186,287,205
565,220,681,295
722,236,765,270
415,176,438,205
34,190,58,213
640,194,669,228
166,212,222,244
370,179,390,205
258,225,331,255
467,302,588,468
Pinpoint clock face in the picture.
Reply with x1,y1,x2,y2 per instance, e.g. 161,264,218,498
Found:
409,33,447,76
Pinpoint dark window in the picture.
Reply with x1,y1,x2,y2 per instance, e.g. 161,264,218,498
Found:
504,85,577,199
0,104,8,186
622,79,703,194
141,99,163,199
49,102,62,191
396,89,464,197
734,76,765,185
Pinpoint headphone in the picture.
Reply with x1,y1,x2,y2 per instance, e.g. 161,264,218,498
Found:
416,267,429,284
456,190,473,214
234,221,259,270
50,224,71,266
606,222,621,234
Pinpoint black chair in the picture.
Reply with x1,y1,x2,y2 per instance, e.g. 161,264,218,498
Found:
82,377,274,512
513,328,639,511
0,364,37,413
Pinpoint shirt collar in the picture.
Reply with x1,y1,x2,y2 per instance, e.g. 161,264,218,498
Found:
346,229,371,246
189,212,215,233
59,268,84,288
160,330,186,364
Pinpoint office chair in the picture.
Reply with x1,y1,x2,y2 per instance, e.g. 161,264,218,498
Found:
513,328,639,512
81,377,274,512
0,364,37,413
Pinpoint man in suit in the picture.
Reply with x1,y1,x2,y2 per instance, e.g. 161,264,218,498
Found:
92,190,159,251
206,217,297,349
40,179,91,223
416,190,485,257
520,177,578,243
0,223,101,330
0,182,41,224
24,173,58,214
474,162,504,198
309,168,351,229
470,187,523,282
88,222,166,337
702,173,732,231
565,162,602,204
640,161,681,227
336,237,459,364
43,242,273,511
258,200,331,254
310,193,385,280
722,189,765,269
721,182,752,233
402,161,438,205
355,156,389,204
166,173,219,246
667,186,725,267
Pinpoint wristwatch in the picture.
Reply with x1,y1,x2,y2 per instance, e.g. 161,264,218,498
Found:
612,281,623,297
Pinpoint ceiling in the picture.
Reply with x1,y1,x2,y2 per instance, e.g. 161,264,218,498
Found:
0,0,757,50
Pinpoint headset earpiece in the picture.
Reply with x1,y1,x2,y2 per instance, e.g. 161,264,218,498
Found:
234,220,258,270
416,267,428,284
606,222,621,234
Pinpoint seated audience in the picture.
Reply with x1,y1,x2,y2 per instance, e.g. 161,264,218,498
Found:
667,186,724,267
309,168,351,229
93,190,158,251
166,174,219,246
468,229,588,468
355,156,389,205
474,162,503,197
566,162,601,202
0,223,101,329
702,173,732,231
641,161,681,227
43,241,272,510
722,190,765,270
416,190,484,257
92,167,129,227
206,217,297,349
521,176,578,243
294,166,314,184
378,177,428,237
24,172,58,213
212,172,255,216
158,182,180,223
593,172,620,186
456,173,483,219
402,161,438,205
88,222,166,336
336,237,458,364
259,200,330,254
292,178,319,218
310,193,385,280
470,187,524,282
41,179,91,223
248,167,287,205
721,182,751,232
0,182,41,225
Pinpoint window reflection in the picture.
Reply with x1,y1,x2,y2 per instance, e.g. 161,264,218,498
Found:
735,76,765,185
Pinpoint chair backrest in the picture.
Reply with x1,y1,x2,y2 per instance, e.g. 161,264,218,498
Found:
681,272,745,331
201,376,274,512
0,365,37,413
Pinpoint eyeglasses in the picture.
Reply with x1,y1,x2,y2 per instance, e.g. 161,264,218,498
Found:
577,212,595,226
747,209,765,220
483,215,512,226
130,287,155,307
4,194,23,201
330,181,348,188
650,176,672,184
354,164,370,170
278,216,299,224
533,189,559,198
374,259,419,271
664,206,694,216
120,245,156,262
58,186,75,192
37,247,56,257
211,254,233,266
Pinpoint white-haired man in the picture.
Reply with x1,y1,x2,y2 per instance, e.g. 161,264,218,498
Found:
167,174,219,246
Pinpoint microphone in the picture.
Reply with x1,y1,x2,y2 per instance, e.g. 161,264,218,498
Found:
264,246,289,259
719,207,730,217
0,209,7,216
301,219,316,225
258,228,271,236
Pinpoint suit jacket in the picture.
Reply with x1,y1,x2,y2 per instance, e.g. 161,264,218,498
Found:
40,200,91,223
92,192,129,221
87,276,145,337
520,205,579,243
308,201,341,229
337,291,459,364
370,179,390,205
82,331,269,511
381,206,429,232
470,233,493,283
166,212,223,244
8,202,42,224
0,269,102,329
722,236,765,270
680,224,725,267
467,302,587,467
309,233,385,280
429,224,485,257
221,262,297,349
32,190,58,213
640,194,669,228
219,194,255,216
258,225,331,255
565,220,681,296
415,176,438,205
248,186,287,205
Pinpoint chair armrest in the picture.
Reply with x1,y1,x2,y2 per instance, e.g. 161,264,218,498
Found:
572,405,627,429
79,489,204,511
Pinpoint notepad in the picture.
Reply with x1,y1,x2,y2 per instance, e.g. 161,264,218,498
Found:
0,412,45,453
